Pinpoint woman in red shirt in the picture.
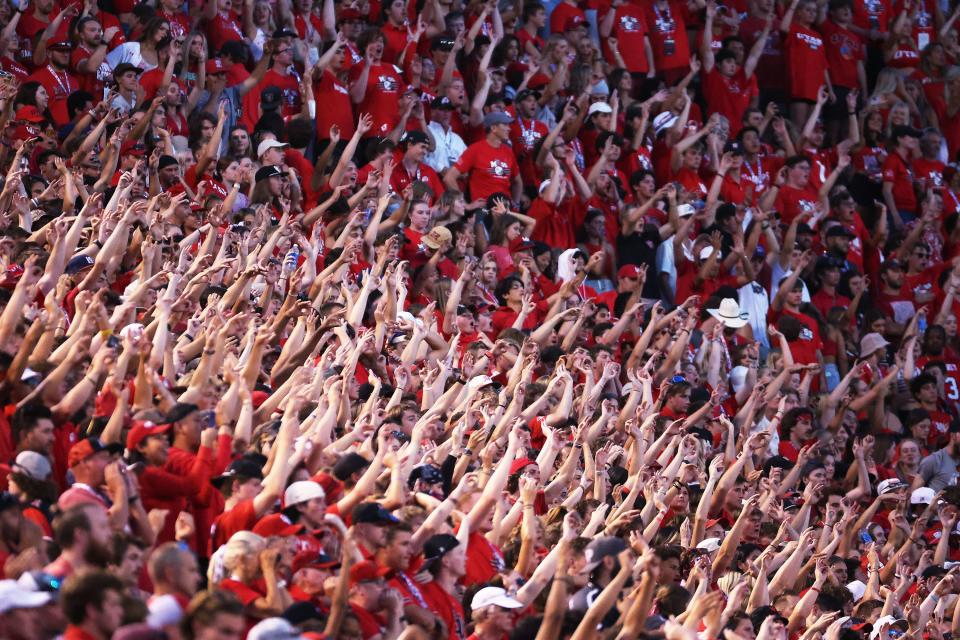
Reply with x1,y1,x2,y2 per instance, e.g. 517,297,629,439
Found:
781,0,830,128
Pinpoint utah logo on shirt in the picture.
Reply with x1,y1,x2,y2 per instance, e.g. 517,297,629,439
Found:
620,15,640,31
378,75,398,92
799,326,814,341
489,159,510,177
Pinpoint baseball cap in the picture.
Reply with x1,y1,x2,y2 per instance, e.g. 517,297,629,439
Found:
126,420,172,450
12,451,51,481
272,27,299,39
120,140,147,157
46,40,73,51
248,617,305,640
470,586,523,610
401,130,430,147
430,35,455,51
877,478,908,495
847,580,867,602
582,536,627,573
253,514,304,537
423,534,460,563
291,550,338,574
67,437,121,467
213,457,264,488
910,487,935,505
422,226,452,250
509,457,536,475
815,255,842,271
0,580,51,614
653,111,679,136
564,14,587,30
348,560,391,586
483,111,513,128
696,537,722,552
257,139,289,158
205,180,229,200
283,481,325,507
255,165,285,182
157,155,179,170
205,58,229,74
431,96,455,110
352,502,399,525
617,264,641,280
409,464,444,487
65,255,95,275
515,88,541,104
826,225,855,238
261,87,283,111
588,102,613,116
724,140,744,155
509,236,535,252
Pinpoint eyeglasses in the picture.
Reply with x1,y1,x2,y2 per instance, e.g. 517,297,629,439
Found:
275,48,291,55
913,251,930,258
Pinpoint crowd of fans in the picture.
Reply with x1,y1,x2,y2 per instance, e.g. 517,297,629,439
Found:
1,0,960,638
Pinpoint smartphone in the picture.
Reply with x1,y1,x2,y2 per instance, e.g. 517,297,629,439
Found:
858,530,873,544
106,335,120,349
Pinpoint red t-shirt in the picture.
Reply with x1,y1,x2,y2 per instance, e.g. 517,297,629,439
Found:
315,69,356,140
820,19,864,89
462,530,505,586
205,11,245,52
349,61,404,137
262,68,302,118
643,0,691,71
775,183,820,225
607,4,651,74
550,1,587,34
421,581,467,640
704,68,757,136
27,66,79,127
453,139,519,201
211,499,257,550
882,150,917,213
768,307,823,365
784,23,827,101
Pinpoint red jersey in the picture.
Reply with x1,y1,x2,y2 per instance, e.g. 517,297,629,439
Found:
262,68,302,118
550,1,587,34
71,45,111,100
205,11,245,52
741,154,782,196
421,581,467,640
509,116,549,187
913,157,945,192
452,139,519,201
853,0,890,33
740,14,786,91
768,307,823,365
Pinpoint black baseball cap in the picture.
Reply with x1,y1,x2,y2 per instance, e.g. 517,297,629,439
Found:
352,502,399,525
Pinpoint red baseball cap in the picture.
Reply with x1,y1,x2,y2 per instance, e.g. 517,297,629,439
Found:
120,140,147,156
509,457,537,475
11,123,41,141
253,513,304,537
338,7,364,21
126,420,172,450
348,561,391,585
617,264,641,280
564,15,587,31
68,437,121,467
292,550,339,574
311,471,344,503
205,180,229,200
509,236,535,252
206,58,228,74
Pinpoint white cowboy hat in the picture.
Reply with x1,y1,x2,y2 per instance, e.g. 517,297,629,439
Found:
708,298,749,329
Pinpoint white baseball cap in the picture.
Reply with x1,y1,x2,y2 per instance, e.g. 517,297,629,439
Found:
283,481,325,507
248,617,304,640
846,580,866,602
12,451,51,481
257,139,289,158
587,102,613,116
0,580,50,614
696,537,722,553
470,586,524,610
910,487,935,505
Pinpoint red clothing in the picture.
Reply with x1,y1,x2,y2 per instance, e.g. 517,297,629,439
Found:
349,61,404,137
462,531,505,586
550,1,587,34
529,197,578,249
643,0,691,71
509,116,549,187
315,69,355,140
913,157,945,191
882,150,917,213
853,0,890,33
740,14,786,92
205,11,245,52
768,307,823,365
63,626,98,640
422,581,467,640
212,498,257,550
704,68,757,136
388,154,444,198
811,288,851,319
27,65,79,127
71,44,110,99
774,183,820,225
139,447,213,545
784,23,827,101
820,19,864,89
350,602,387,639
262,68,302,118
606,3,652,74
453,139,519,201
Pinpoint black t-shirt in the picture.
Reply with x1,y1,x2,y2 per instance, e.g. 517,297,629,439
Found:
616,223,663,300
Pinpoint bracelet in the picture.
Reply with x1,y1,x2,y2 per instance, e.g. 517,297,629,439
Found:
128,495,140,504
84,375,98,385
809,586,821,593
761,222,770,229
930,592,940,602
463,448,473,456
184,334,194,341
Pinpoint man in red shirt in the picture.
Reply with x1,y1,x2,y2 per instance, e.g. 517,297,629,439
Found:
509,89,549,187
601,0,655,76
444,111,521,203
261,38,302,118
350,29,403,138
773,155,822,224
60,571,125,640
466,587,525,640
27,41,78,128
643,0,691,83
700,5,768,136
882,125,920,227
421,534,469,640
391,131,444,197
347,560,402,639
71,17,117,101
820,0,867,127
